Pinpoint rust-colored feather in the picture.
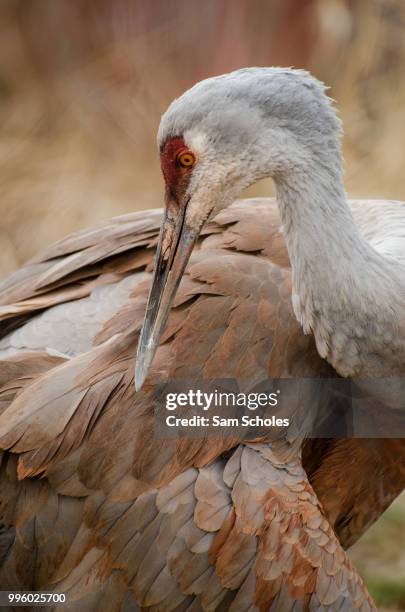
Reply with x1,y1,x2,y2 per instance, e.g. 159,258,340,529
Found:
0,201,402,609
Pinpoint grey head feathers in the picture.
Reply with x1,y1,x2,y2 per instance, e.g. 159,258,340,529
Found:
158,67,342,169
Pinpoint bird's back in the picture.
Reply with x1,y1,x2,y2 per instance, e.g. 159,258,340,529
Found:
1,197,403,360
0,197,404,610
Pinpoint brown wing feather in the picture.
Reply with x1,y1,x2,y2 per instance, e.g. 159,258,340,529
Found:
0,200,402,609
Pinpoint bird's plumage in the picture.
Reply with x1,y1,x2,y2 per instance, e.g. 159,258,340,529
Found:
0,199,404,610
0,66,404,610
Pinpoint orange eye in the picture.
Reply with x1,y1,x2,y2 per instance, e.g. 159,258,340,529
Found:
177,151,195,168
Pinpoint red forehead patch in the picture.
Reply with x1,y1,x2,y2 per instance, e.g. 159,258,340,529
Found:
160,137,187,186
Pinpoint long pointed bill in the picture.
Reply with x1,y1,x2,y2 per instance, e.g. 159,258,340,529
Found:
135,201,202,390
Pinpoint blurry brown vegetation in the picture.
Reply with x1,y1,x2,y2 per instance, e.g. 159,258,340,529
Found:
0,1,404,607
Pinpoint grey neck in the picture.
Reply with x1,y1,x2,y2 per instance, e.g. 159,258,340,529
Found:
274,162,405,377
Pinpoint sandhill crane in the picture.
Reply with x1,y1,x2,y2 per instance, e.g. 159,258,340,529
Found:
0,67,404,610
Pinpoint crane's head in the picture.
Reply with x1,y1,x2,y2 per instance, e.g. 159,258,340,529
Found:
135,67,341,390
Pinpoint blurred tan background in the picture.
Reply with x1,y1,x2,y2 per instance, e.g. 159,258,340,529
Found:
0,0,404,608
